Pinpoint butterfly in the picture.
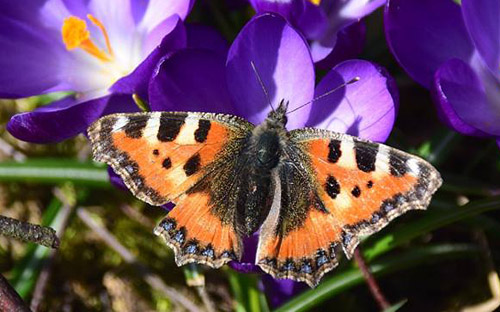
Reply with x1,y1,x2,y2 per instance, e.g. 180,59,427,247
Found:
87,100,442,287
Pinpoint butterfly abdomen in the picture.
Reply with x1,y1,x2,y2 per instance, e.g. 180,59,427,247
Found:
234,127,283,235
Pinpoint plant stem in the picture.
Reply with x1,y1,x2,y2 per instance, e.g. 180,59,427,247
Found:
353,247,390,310
0,215,59,249
0,274,31,312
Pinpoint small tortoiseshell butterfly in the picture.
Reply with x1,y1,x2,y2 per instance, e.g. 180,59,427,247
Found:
88,101,441,287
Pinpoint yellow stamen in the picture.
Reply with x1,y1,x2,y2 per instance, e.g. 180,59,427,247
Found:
309,0,321,5
87,14,114,58
61,15,112,62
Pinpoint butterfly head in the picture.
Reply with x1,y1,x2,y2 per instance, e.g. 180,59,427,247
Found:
266,99,288,128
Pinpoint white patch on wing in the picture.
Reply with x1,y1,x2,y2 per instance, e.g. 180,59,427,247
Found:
332,192,352,211
112,116,129,132
406,158,420,176
373,145,390,179
143,112,162,143
337,138,356,169
168,165,189,182
175,116,199,145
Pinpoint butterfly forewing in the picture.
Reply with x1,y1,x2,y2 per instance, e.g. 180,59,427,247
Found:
88,111,254,267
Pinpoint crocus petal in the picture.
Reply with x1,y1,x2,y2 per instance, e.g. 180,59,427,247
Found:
249,0,302,21
309,0,376,63
228,234,262,273
142,14,185,57
295,1,328,40
149,49,235,114
139,0,194,30
111,15,186,99
385,0,474,88
62,0,91,18
316,21,366,69
7,94,138,143
250,0,328,41
261,275,308,308
339,0,385,19
0,15,71,97
226,14,315,128
462,0,500,76
186,24,229,57
306,60,397,142
432,58,499,136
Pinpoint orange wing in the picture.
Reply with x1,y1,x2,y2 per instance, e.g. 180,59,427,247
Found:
88,111,253,267
256,129,442,287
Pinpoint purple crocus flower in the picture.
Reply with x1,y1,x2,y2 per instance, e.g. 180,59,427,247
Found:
145,13,398,306
385,0,500,147
248,0,386,66
2,0,197,143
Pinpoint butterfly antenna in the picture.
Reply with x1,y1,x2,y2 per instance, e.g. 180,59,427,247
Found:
251,61,275,112
287,77,360,115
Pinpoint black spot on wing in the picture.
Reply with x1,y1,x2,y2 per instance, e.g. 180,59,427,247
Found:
351,186,361,198
184,153,201,176
389,151,409,176
162,157,172,169
153,149,159,156
194,120,211,143
157,113,187,142
124,115,149,138
327,139,342,163
325,175,340,199
354,140,378,172
367,180,374,188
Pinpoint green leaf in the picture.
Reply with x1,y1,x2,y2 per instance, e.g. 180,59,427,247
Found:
383,299,407,312
0,159,110,187
227,269,268,312
364,195,500,260
274,244,478,312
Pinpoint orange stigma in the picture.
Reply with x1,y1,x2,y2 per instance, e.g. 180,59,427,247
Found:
62,14,114,62
309,0,321,5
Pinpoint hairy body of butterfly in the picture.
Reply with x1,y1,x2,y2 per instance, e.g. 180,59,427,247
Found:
88,101,442,287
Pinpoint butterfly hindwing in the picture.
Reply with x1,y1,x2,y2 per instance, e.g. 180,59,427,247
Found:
88,111,254,267
256,150,342,286
256,128,442,287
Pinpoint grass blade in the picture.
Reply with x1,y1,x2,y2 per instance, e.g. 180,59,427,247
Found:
364,195,500,260
0,159,109,187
